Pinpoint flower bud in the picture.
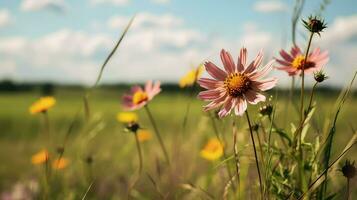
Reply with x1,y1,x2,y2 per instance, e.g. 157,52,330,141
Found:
341,160,356,179
303,16,327,35
125,122,141,133
259,104,273,117
314,70,328,83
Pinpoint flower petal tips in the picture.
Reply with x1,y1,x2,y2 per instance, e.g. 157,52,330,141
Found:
197,48,277,118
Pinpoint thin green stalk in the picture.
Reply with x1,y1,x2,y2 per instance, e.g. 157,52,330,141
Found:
254,129,266,170
42,111,51,199
297,31,314,193
232,120,240,197
144,105,170,165
209,112,236,191
134,133,143,175
245,110,263,199
307,82,318,113
127,134,144,199
346,178,350,200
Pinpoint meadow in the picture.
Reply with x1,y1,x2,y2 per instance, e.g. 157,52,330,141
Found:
0,86,356,199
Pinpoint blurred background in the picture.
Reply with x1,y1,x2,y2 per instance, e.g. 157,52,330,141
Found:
0,0,356,87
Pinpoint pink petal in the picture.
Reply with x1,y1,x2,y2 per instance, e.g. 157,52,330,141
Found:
244,90,266,105
220,49,235,74
145,80,153,92
197,78,221,89
251,78,277,91
279,50,293,62
290,46,302,57
218,97,234,118
244,50,263,74
203,94,228,111
198,89,223,101
275,59,291,66
237,47,247,72
204,61,227,81
131,86,143,93
234,97,247,116
249,60,275,80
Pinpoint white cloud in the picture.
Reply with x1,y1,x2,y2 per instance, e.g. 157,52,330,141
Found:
108,13,183,30
314,14,357,87
253,1,287,13
0,9,11,28
0,12,282,85
150,0,170,4
91,0,129,6
21,0,67,12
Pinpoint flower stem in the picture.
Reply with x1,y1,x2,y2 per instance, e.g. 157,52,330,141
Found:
144,105,170,165
297,32,314,192
232,119,240,197
209,112,236,192
346,178,350,200
307,82,318,114
134,133,143,175
245,110,263,199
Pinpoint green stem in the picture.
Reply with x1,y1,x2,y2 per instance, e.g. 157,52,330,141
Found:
144,105,170,165
297,32,314,192
346,178,350,200
245,111,263,199
209,112,236,192
307,82,318,114
134,133,143,175
232,120,240,197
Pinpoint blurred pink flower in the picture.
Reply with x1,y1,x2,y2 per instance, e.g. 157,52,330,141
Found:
275,46,329,76
198,48,277,118
122,80,161,110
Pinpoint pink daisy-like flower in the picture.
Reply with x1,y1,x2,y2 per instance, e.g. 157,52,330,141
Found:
275,46,329,76
198,48,277,118
122,80,161,110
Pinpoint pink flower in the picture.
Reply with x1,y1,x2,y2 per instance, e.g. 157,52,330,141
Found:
275,46,329,76
122,80,161,110
197,48,277,118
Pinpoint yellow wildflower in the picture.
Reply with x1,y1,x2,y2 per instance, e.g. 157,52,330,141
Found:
52,157,69,170
200,138,224,161
179,64,204,88
117,112,138,123
31,150,49,165
137,130,152,142
29,96,56,114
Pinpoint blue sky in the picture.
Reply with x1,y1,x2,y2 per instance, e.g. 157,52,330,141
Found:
0,0,356,87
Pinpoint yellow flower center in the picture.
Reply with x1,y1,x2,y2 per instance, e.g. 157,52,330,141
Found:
132,91,148,105
224,73,251,97
291,55,315,70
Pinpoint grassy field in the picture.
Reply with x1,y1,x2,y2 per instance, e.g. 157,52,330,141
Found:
0,87,356,199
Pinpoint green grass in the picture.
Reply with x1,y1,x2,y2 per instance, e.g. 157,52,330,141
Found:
0,88,356,198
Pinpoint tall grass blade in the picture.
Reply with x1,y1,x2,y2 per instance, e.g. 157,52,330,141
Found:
92,16,135,89
320,71,357,198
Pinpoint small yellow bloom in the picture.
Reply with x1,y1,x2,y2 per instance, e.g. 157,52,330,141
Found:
31,150,49,165
200,138,224,161
29,96,56,114
117,112,138,123
137,130,152,142
52,157,69,170
179,64,204,88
